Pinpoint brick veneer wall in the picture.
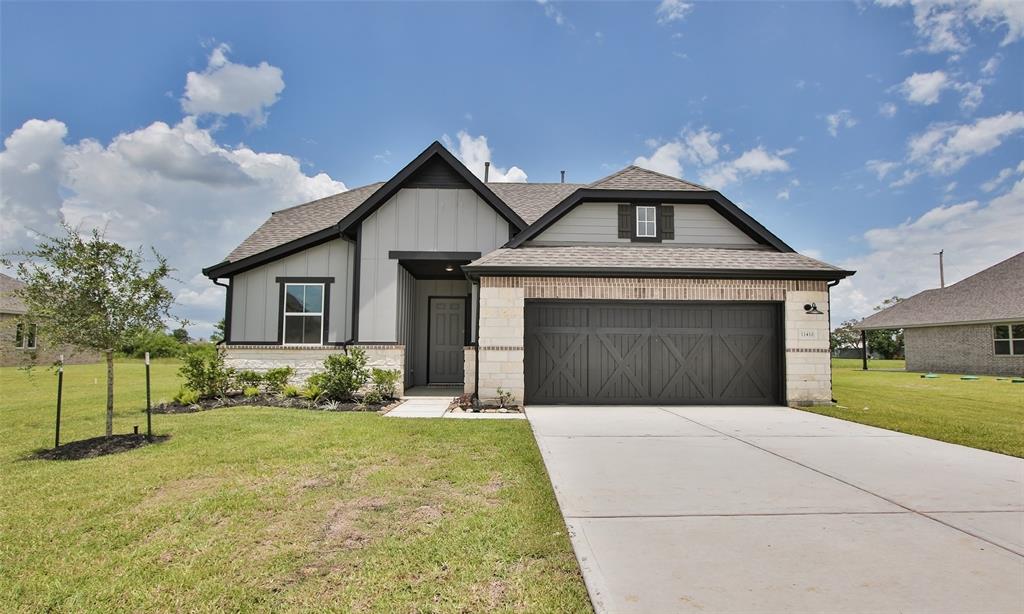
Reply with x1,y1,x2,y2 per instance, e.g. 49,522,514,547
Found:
905,324,1024,377
474,276,832,405
224,344,405,396
0,313,100,367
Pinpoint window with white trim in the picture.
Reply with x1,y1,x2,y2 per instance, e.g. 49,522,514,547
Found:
14,322,37,350
283,283,324,345
993,323,1024,356
636,205,657,238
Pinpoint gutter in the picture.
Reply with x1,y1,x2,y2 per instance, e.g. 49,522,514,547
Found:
462,266,855,282
212,278,230,345
827,279,840,403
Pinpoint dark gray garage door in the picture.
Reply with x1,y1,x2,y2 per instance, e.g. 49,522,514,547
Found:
524,301,782,405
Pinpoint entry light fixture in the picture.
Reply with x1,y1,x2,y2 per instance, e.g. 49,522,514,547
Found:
445,264,454,272
804,302,823,315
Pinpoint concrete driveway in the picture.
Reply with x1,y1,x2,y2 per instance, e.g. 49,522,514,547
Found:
528,405,1024,613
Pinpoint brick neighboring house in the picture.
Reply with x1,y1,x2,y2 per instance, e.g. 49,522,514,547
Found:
856,252,1024,377
204,142,854,406
0,273,100,367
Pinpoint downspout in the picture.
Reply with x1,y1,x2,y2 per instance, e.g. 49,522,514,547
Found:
474,278,481,406
213,279,230,346
827,279,840,403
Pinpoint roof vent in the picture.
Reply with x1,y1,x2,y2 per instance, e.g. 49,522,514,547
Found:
561,170,565,183
484,161,490,183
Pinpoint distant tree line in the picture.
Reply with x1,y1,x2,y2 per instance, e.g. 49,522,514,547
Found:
830,296,905,359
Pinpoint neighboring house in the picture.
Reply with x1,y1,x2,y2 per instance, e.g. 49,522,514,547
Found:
204,142,853,405
856,252,1024,377
0,273,99,367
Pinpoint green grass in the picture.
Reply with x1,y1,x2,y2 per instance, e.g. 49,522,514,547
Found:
0,360,590,613
800,359,1024,458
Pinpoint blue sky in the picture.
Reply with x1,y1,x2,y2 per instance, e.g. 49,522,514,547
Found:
2,1,1022,336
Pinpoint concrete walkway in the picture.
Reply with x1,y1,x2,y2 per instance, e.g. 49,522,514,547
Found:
385,396,525,420
529,405,1024,613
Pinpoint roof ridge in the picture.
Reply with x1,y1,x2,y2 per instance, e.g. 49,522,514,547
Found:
271,182,385,215
941,250,1024,291
589,164,712,191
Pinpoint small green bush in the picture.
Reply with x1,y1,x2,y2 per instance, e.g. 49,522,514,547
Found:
235,370,264,391
178,346,234,399
119,329,183,359
173,386,201,405
496,387,515,408
243,386,260,398
262,366,294,393
362,389,384,406
370,368,401,400
317,348,369,401
281,384,300,398
300,383,324,403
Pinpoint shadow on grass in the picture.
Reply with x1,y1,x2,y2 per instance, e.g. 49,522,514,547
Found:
28,433,170,461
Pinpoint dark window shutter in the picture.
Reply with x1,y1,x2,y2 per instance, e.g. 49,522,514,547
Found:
660,204,674,240
618,204,632,239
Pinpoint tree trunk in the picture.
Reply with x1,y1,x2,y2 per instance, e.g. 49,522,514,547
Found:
105,350,114,437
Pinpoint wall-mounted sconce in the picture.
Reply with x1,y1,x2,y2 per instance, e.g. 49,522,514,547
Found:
444,264,454,272
804,302,823,315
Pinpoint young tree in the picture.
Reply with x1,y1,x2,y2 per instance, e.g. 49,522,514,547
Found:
5,224,176,437
866,296,906,359
171,327,190,343
830,319,861,352
209,318,226,344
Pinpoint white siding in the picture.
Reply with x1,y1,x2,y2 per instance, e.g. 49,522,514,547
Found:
358,188,509,341
229,238,355,343
531,202,758,246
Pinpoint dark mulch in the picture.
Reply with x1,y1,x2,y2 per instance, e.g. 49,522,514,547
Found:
30,434,170,461
152,392,398,415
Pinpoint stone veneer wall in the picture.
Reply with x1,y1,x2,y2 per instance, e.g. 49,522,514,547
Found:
463,346,476,395
224,344,405,396
474,277,831,405
905,324,1024,377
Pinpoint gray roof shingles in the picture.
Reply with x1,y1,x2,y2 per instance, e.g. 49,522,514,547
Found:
588,165,710,191
464,245,850,276
856,251,1024,329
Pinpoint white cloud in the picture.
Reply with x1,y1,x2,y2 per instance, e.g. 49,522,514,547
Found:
443,131,527,183
877,0,1024,54
699,146,791,189
656,0,694,24
954,81,984,112
0,116,345,336
831,178,1024,323
907,111,1024,174
536,0,568,27
776,189,790,201
898,70,951,105
825,110,858,137
634,141,685,178
981,161,1024,191
879,102,899,118
181,43,284,125
865,159,899,180
981,53,1002,75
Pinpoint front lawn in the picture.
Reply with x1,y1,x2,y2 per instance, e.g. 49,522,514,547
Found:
0,360,590,612
803,359,1024,458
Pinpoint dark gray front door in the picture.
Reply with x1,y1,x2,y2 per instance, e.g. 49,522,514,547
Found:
428,297,466,384
524,301,781,405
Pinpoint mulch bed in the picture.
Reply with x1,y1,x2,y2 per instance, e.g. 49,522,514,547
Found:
448,403,523,414
152,392,399,415
30,433,170,461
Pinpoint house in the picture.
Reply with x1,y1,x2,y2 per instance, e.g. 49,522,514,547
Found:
0,273,99,367
856,252,1024,376
203,142,853,405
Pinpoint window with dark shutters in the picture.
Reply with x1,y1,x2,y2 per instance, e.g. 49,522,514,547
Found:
660,205,674,240
618,204,631,238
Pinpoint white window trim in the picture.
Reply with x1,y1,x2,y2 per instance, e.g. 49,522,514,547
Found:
282,283,325,346
636,205,657,238
992,322,1024,356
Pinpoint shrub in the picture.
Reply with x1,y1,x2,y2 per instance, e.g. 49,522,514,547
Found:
370,368,401,400
280,384,300,398
178,346,234,399
243,386,260,398
496,387,515,408
300,383,324,403
452,393,474,410
262,366,294,393
120,329,183,359
173,386,200,405
362,389,384,406
317,348,369,401
235,370,264,391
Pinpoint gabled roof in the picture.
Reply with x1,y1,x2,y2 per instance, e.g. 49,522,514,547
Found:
0,273,27,314
589,165,710,191
856,251,1024,329
487,182,586,224
463,246,852,280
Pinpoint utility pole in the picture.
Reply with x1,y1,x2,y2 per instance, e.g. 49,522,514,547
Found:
933,249,945,288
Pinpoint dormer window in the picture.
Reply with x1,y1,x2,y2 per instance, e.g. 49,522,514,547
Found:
636,205,657,238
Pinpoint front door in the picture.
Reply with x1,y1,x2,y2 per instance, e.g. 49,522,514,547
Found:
428,297,466,384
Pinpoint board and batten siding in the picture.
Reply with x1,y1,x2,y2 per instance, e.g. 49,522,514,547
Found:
531,202,757,246
396,265,416,385
229,238,355,343
358,188,509,341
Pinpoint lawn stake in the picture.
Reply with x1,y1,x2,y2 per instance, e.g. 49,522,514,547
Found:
55,354,64,448
145,352,152,441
